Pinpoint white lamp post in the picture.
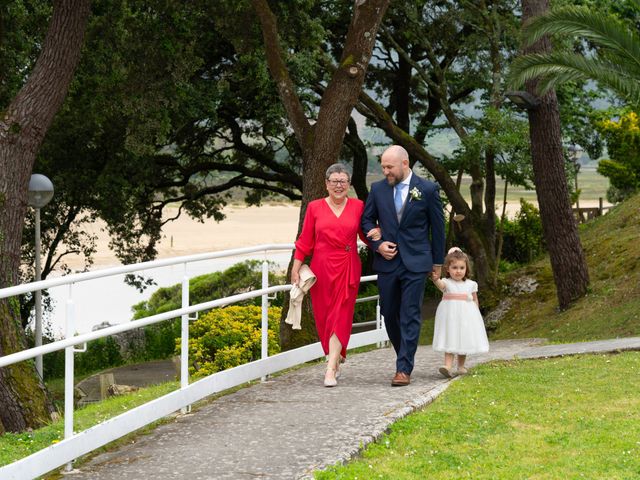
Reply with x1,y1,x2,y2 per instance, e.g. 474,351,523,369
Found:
28,173,54,379
568,144,584,210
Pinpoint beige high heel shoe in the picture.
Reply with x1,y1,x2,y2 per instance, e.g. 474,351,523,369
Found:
324,367,337,387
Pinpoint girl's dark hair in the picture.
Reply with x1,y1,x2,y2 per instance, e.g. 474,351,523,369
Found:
443,248,471,280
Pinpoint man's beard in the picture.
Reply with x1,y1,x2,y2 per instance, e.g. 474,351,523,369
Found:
386,173,403,186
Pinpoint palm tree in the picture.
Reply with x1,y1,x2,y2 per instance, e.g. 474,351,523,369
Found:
508,4,640,107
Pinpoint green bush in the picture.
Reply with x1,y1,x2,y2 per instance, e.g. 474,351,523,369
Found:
179,305,281,377
132,260,285,321
499,199,545,264
133,259,286,361
353,282,378,325
74,337,124,375
41,336,124,379
595,111,640,202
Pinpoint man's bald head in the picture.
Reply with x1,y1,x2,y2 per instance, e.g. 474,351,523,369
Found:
382,145,409,163
380,145,411,186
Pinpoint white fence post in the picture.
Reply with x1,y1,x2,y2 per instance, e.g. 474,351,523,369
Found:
376,299,383,348
261,260,269,382
64,284,75,472
181,264,191,414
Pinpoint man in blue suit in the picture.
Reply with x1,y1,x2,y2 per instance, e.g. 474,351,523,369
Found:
362,145,445,386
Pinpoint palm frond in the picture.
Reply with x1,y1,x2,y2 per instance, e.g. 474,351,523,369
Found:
522,7,640,73
508,52,640,107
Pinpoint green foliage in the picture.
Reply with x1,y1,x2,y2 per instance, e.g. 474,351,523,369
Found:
182,305,281,377
132,260,285,321
40,261,285,379
353,282,378,325
0,381,179,467
75,337,124,375
0,1,51,106
453,107,533,189
137,260,285,371
595,110,640,202
140,320,181,361
498,199,545,264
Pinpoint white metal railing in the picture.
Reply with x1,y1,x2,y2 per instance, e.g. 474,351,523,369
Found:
0,244,386,480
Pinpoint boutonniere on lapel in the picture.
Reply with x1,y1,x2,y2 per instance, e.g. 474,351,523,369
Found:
409,187,422,201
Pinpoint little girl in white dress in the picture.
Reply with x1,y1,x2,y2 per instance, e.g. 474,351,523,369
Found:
431,247,489,378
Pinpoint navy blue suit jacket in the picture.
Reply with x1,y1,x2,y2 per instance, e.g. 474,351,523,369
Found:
362,174,445,273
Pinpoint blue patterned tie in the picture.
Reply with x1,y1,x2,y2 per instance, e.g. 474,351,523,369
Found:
394,183,406,213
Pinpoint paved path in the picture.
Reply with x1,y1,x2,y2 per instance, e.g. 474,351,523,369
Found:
68,337,640,479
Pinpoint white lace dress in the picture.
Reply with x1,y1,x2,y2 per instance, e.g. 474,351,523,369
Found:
432,278,489,355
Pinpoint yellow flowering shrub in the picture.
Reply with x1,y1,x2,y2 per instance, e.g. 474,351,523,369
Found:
596,111,640,202
177,305,281,377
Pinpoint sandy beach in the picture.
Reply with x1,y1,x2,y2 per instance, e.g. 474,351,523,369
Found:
64,199,610,271
64,204,301,270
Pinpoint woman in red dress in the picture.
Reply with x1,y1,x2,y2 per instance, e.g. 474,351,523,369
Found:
291,164,379,387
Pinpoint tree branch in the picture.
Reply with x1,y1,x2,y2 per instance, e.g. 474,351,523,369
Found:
252,0,312,151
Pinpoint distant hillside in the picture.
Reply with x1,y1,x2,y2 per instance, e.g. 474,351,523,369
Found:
489,193,640,342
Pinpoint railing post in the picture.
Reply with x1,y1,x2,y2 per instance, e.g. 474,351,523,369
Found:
181,264,191,414
376,299,382,348
261,260,269,382
64,284,75,472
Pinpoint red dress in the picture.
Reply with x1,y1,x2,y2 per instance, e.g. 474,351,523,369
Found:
294,198,367,358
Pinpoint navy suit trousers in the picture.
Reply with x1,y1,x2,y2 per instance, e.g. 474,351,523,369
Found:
377,262,427,375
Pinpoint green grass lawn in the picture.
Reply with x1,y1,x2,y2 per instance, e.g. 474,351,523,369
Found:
0,381,179,468
316,352,640,479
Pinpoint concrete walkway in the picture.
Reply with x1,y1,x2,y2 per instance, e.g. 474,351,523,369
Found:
67,337,640,479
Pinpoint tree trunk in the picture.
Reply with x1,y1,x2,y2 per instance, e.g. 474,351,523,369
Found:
393,56,412,135
521,0,589,309
345,117,369,202
0,0,91,433
254,0,391,350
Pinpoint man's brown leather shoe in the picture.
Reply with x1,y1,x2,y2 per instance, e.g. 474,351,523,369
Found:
391,371,410,386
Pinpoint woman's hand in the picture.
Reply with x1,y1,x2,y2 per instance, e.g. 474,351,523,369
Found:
291,269,300,286
367,227,382,241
